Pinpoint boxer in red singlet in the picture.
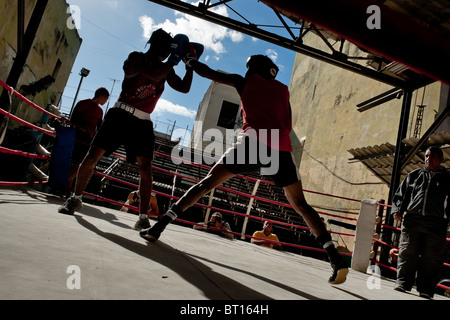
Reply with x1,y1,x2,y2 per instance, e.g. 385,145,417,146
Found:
141,55,349,284
59,29,194,231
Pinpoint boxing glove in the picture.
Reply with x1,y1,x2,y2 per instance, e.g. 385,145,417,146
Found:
169,34,189,65
183,42,204,68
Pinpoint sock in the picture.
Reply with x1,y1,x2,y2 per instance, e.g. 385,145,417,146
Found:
316,233,343,264
139,214,148,220
154,204,183,232
316,233,333,248
72,194,82,200
166,203,184,221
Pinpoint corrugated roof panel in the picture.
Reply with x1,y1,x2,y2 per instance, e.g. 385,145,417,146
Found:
348,132,450,186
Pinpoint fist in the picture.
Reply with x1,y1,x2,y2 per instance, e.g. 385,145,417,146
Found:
169,34,189,65
183,42,204,68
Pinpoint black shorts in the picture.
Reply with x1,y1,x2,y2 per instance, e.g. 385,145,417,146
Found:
72,131,91,165
71,140,90,165
218,135,300,187
92,108,155,163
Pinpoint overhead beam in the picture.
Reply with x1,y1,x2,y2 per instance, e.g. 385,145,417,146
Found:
260,0,450,87
356,88,403,112
400,102,450,170
147,0,422,89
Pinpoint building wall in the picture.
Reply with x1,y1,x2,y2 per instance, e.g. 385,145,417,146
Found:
288,33,443,249
0,0,82,127
190,80,241,158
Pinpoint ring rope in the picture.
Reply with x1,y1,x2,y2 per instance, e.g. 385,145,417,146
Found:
153,150,362,203
111,151,358,222
92,168,356,238
0,146,49,160
0,107,56,136
0,143,356,237
0,77,363,204
370,259,450,291
152,164,358,222
0,181,47,186
83,189,351,255
2,79,449,283
373,237,398,250
0,79,64,121
0,82,444,237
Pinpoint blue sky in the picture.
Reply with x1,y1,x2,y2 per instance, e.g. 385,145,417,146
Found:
63,0,297,144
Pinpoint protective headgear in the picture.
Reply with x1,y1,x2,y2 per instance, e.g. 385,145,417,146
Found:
147,28,173,50
246,55,279,79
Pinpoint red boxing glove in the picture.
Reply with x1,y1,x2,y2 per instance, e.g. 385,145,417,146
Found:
183,42,204,68
169,34,189,65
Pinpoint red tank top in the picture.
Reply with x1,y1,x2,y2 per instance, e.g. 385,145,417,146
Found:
240,74,292,152
118,55,165,113
70,99,103,138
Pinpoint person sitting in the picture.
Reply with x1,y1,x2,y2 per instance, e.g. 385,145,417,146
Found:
251,220,282,250
193,212,234,239
121,190,159,218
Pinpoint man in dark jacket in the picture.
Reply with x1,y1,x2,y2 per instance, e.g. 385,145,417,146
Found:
391,146,450,299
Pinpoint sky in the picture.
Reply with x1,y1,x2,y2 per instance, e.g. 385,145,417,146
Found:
63,0,297,145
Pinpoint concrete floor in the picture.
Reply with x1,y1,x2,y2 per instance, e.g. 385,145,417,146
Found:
0,186,447,305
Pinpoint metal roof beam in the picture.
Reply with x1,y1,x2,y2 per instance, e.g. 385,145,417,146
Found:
356,88,403,112
400,103,450,170
147,0,421,89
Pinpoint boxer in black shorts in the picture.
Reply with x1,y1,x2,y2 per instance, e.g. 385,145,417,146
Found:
91,107,155,163
58,29,199,232
219,135,299,187
141,54,349,284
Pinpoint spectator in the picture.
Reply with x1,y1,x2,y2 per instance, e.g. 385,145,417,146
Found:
193,212,234,239
121,190,159,218
391,146,450,299
251,220,282,250
67,87,109,191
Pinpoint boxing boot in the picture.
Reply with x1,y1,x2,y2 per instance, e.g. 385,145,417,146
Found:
316,233,349,284
140,203,183,242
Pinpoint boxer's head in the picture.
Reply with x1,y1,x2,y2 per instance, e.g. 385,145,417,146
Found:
147,28,173,60
246,55,279,80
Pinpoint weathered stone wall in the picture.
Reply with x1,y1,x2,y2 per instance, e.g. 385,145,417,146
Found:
0,0,82,126
288,33,442,250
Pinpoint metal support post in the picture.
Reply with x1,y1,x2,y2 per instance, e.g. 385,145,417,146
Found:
240,180,260,240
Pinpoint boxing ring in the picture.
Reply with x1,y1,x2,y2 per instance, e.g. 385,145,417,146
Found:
0,78,449,296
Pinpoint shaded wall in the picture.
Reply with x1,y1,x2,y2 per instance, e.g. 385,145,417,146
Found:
288,33,442,249
0,0,82,126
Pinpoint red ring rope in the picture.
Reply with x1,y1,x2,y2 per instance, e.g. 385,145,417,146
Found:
0,79,64,121
0,181,47,186
3,78,448,279
0,146,49,160
0,108,56,136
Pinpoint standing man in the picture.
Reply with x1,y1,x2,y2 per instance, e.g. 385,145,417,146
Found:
59,29,196,231
251,220,282,250
141,54,349,284
66,87,109,192
392,146,450,299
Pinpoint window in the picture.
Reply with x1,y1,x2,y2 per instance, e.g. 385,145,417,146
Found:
217,100,240,129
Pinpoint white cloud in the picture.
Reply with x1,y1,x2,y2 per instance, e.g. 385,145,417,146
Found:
265,48,285,72
139,1,243,55
265,49,278,62
154,98,197,118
